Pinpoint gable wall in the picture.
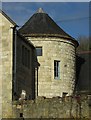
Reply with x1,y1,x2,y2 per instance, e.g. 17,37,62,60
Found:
0,12,14,117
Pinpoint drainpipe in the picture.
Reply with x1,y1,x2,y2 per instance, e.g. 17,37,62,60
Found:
12,26,17,100
14,28,17,95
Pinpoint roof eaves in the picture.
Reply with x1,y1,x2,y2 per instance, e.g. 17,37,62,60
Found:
21,33,79,47
20,33,72,38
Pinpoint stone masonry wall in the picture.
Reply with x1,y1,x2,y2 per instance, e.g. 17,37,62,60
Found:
0,12,14,118
27,37,76,98
15,35,35,100
12,96,90,119
0,11,2,119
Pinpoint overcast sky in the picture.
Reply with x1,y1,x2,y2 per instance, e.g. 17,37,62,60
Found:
2,2,89,39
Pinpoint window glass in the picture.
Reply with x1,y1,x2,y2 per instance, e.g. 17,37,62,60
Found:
54,60,60,79
36,47,42,56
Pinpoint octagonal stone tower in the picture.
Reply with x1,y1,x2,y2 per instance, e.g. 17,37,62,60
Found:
19,8,79,98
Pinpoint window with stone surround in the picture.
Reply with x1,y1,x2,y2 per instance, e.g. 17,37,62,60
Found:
54,60,60,79
22,45,30,68
36,47,42,56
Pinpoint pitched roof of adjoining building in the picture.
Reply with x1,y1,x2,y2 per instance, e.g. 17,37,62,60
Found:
0,9,18,27
19,8,79,47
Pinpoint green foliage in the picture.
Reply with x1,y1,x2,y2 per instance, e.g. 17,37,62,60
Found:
77,36,91,52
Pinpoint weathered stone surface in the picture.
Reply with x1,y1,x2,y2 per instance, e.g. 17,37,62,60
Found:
12,96,90,118
27,37,76,98
0,12,35,118
0,11,14,118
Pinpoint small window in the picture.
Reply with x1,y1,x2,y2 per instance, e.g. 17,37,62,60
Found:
54,60,60,79
22,45,30,68
36,47,42,56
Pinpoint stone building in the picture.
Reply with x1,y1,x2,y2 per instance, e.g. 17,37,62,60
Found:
1,8,91,119
0,7,79,102
0,10,17,117
0,10,35,117
76,51,91,94
19,8,79,98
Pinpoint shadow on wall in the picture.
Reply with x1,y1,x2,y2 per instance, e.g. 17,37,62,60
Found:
74,55,85,93
13,48,40,100
32,49,40,99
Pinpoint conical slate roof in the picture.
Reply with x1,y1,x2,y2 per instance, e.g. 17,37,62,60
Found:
19,8,78,46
